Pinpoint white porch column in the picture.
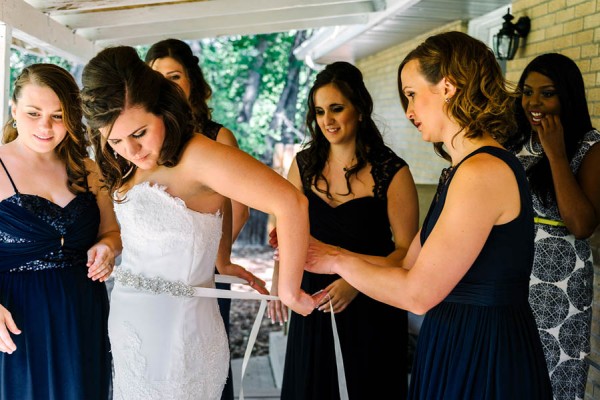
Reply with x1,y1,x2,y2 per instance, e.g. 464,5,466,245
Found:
0,22,11,129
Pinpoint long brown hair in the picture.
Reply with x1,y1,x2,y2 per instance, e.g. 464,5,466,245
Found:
303,61,386,199
145,39,213,132
2,63,89,193
81,46,195,197
397,31,517,162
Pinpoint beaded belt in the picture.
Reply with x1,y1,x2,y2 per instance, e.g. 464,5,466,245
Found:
112,266,277,300
112,266,277,400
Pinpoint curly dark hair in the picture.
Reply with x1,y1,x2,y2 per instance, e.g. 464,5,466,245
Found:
508,53,593,204
2,63,90,194
397,31,517,162
303,61,386,199
81,46,195,197
145,38,213,132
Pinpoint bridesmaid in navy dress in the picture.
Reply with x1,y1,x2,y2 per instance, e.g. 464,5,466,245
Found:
306,32,553,399
0,64,121,400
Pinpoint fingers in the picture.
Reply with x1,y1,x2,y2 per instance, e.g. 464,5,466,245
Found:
0,310,20,354
88,257,115,282
86,247,97,267
267,300,288,325
248,277,270,295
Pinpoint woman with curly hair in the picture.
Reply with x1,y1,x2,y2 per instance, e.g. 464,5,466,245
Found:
305,31,553,399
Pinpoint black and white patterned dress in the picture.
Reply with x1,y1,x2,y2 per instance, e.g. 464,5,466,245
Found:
516,129,600,400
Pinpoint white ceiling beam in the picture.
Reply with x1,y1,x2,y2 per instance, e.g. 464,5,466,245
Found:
95,16,369,48
0,0,98,63
26,0,183,14
77,10,370,42
54,0,378,30
295,0,419,62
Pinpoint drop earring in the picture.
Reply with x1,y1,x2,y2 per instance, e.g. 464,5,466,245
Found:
12,120,17,128
114,150,118,158
445,98,450,103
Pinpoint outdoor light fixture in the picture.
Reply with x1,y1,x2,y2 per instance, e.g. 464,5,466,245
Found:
493,8,531,60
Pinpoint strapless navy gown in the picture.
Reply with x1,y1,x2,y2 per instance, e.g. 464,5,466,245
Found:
0,160,111,400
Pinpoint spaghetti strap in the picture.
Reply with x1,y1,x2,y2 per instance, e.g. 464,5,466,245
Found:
0,158,19,194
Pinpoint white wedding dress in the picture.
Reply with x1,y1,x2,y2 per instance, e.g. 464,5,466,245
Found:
108,182,229,400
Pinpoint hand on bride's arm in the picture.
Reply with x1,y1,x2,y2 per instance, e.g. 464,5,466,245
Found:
0,304,20,354
218,262,269,295
305,238,343,275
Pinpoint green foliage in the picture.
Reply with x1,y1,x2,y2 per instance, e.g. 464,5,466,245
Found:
9,31,317,160
196,31,315,158
8,48,78,99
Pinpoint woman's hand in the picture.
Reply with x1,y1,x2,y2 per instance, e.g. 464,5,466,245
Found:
0,305,20,354
218,263,269,295
267,299,288,325
87,243,115,282
536,114,567,161
305,238,342,275
317,279,358,313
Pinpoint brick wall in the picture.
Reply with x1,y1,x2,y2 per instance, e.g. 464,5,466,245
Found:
354,1,600,398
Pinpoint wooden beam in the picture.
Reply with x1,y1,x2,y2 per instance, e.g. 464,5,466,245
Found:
77,5,371,42
95,15,369,47
0,0,99,63
53,0,378,29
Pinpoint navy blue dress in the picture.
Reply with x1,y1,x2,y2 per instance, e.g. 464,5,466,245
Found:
0,159,111,400
409,147,552,399
281,146,409,400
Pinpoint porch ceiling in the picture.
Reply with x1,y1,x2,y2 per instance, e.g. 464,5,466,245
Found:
1,0,511,64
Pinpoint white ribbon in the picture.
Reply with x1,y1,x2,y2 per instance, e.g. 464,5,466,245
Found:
324,293,349,400
115,270,347,398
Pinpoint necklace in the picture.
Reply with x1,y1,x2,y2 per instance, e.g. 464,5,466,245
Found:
328,154,356,172
528,134,544,156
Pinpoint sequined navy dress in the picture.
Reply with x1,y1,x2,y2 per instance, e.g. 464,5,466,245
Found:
0,159,111,400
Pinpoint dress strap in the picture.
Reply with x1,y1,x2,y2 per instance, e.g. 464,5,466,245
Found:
0,158,19,194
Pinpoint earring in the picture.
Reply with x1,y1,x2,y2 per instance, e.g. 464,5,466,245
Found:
445,98,450,103
113,150,118,158
12,121,17,128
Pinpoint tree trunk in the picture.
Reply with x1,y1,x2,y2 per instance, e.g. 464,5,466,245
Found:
236,208,269,246
237,37,269,124
265,30,309,162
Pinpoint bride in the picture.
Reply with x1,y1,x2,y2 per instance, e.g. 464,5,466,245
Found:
81,46,324,399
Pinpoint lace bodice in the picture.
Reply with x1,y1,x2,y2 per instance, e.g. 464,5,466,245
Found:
115,182,222,286
109,182,229,400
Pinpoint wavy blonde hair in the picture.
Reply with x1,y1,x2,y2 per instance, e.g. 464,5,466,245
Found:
397,31,517,162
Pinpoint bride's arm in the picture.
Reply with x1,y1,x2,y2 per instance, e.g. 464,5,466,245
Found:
181,136,320,316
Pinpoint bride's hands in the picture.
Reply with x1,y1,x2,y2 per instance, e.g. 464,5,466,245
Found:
0,304,20,354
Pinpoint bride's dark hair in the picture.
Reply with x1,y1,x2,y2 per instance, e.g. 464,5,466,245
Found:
81,46,195,196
